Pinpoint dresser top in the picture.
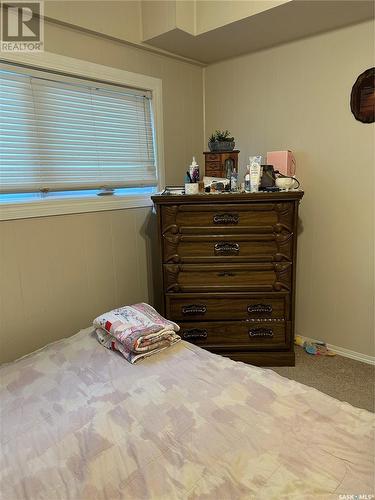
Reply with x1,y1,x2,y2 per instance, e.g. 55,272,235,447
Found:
151,190,304,205
203,150,240,154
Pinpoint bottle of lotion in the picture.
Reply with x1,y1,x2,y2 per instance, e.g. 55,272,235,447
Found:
248,156,262,192
249,163,261,192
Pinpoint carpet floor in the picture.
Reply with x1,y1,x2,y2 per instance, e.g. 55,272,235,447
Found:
271,346,374,412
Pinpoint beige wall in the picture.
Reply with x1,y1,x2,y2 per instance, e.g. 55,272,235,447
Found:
0,208,161,363
45,1,142,44
205,20,374,356
195,0,289,34
0,19,204,362
141,1,177,40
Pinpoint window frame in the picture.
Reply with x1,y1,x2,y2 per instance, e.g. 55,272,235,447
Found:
0,51,165,221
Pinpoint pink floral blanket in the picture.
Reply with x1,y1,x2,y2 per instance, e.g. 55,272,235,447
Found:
93,303,181,363
1,329,373,500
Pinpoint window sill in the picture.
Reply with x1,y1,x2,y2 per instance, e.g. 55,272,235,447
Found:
0,193,154,221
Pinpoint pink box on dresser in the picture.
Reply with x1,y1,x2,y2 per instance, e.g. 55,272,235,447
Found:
267,150,296,176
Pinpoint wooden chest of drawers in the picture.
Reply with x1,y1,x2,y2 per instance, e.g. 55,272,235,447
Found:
151,191,304,366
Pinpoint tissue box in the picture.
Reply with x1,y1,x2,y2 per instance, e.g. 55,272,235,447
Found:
266,151,296,176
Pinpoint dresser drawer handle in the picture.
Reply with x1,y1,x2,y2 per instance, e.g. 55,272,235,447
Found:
213,213,239,225
181,328,208,340
249,328,274,338
247,304,273,314
217,271,235,277
214,242,240,255
181,304,207,315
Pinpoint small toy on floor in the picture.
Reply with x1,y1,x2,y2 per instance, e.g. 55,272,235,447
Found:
295,335,336,356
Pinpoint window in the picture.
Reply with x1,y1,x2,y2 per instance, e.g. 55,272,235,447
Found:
0,63,158,197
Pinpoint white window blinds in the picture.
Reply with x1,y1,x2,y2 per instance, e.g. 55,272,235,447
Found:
0,65,157,193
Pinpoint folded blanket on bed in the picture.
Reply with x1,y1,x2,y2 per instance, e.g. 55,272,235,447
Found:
93,303,181,363
95,327,181,364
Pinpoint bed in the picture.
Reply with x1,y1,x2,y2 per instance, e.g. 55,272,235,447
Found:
1,328,374,500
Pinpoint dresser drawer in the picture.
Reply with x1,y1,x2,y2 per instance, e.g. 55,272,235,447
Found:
166,293,289,321
161,202,294,235
179,321,289,350
205,153,220,161
164,263,292,293
205,163,224,177
163,233,293,263
205,161,222,172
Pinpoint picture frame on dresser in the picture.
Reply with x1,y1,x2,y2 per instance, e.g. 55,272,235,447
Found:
151,191,304,366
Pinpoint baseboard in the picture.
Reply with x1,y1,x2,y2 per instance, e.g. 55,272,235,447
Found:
295,334,375,366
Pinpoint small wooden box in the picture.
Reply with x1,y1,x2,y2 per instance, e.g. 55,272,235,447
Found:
204,150,239,178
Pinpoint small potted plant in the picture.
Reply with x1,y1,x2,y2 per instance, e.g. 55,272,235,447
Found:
208,130,235,152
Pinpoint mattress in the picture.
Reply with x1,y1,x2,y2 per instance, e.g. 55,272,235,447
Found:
1,328,374,500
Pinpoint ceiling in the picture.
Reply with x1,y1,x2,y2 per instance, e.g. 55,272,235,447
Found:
143,1,374,64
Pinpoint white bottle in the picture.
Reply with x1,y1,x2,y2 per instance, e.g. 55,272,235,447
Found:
249,163,261,192
248,155,262,192
189,156,199,183
244,166,251,192
230,167,238,192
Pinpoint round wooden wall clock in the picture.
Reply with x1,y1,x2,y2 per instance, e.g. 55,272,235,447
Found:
350,67,374,123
